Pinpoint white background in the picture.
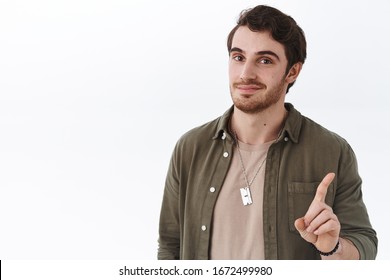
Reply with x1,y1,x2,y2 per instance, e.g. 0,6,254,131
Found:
0,0,389,260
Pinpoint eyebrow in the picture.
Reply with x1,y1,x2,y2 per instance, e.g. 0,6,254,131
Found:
230,47,280,61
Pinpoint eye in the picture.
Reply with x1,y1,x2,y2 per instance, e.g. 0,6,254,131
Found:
232,55,244,62
259,58,273,64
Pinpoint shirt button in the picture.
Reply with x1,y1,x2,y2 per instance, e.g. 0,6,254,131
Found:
223,152,229,158
201,225,207,231
210,187,216,193
221,132,226,140
284,137,289,142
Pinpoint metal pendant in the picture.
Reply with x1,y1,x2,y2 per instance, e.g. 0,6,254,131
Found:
240,187,253,206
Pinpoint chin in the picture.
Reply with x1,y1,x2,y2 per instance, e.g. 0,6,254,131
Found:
234,102,268,114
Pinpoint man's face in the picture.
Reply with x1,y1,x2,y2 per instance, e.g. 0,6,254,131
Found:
229,26,291,114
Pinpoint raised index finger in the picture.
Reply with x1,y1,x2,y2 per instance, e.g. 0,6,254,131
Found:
314,173,335,202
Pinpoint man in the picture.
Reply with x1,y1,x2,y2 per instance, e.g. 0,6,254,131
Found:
158,5,377,260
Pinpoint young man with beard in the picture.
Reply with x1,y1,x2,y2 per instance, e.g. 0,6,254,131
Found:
158,5,377,260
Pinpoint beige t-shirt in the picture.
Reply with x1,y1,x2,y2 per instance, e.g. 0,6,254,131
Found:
210,140,272,260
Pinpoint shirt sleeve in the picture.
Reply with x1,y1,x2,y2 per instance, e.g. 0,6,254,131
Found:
157,142,181,260
334,143,378,259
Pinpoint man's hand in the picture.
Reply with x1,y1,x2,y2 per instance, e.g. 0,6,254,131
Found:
294,173,340,253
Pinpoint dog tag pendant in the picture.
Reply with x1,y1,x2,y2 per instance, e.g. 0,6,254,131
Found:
240,187,253,206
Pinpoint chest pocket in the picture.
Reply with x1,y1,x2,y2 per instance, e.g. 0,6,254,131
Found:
287,182,335,233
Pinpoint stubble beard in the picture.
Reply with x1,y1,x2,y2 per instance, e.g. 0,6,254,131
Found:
230,78,286,114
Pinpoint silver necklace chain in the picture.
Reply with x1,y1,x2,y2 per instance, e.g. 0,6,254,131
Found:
232,127,284,188
233,131,267,188
229,111,288,205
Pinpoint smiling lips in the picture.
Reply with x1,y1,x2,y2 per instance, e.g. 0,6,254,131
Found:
235,84,264,94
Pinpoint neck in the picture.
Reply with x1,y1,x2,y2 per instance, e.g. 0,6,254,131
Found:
230,104,287,145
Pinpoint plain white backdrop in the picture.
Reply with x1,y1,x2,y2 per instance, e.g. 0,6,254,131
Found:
0,0,389,259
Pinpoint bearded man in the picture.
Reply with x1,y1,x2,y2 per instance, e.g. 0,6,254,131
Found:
157,5,377,260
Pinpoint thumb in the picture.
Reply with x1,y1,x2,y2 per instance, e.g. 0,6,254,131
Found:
294,217,317,244
294,217,306,232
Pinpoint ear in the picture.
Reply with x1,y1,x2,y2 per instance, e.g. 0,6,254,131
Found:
285,63,302,84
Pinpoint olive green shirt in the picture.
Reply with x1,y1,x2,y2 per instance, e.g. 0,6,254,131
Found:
158,103,377,260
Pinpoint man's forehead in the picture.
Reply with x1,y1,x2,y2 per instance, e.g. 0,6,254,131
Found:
231,26,286,57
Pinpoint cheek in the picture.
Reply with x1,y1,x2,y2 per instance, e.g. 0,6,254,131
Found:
228,64,241,81
269,69,286,81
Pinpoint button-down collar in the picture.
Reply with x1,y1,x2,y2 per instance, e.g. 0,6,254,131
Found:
212,103,302,144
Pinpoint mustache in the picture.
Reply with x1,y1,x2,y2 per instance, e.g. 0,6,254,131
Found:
233,80,265,87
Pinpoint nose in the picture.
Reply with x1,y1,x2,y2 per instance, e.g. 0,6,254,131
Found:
240,62,257,81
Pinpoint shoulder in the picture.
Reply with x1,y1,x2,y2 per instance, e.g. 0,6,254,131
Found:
175,107,232,149
288,104,349,148
301,115,350,147
174,119,219,154
286,103,353,154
